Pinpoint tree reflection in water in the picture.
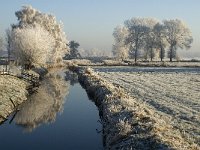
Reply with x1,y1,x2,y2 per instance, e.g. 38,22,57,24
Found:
14,69,77,132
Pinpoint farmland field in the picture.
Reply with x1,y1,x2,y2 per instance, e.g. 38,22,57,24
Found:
94,67,200,146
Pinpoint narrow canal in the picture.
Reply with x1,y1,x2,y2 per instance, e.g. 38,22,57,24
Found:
0,70,103,150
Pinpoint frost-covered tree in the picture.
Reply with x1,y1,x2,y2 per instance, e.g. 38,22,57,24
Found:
167,48,177,60
124,18,151,62
10,25,55,68
163,19,193,61
112,26,129,60
0,37,3,51
5,29,13,62
153,23,168,61
12,5,69,63
143,18,159,61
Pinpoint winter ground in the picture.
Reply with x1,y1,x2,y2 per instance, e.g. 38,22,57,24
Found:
96,67,200,147
0,75,28,123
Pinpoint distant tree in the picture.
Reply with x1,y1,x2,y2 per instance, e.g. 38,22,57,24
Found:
143,19,159,61
12,5,69,63
153,23,168,61
124,18,151,62
65,41,81,59
0,37,3,51
163,19,193,61
167,48,176,60
112,26,129,60
81,48,110,58
10,25,55,68
5,29,12,62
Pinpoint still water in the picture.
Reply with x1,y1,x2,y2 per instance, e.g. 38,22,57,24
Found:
0,70,103,150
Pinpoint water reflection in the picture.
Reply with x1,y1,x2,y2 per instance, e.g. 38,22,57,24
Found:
65,70,79,85
14,69,70,132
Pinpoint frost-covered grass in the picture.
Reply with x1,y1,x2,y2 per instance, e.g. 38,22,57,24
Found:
98,70,200,148
76,67,199,150
64,59,200,68
127,61,200,67
102,60,128,66
0,75,28,123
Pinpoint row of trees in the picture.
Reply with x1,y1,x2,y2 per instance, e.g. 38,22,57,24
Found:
7,5,69,68
112,18,193,62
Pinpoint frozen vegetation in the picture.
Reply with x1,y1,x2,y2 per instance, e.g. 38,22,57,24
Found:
0,75,28,123
97,69,200,148
112,18,193,62
64,59,200,67
0,4,199,150
75,67,199,150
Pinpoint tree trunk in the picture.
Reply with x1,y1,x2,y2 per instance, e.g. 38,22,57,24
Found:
150,48,153,61
134,42,138,63
160,47,163,62
170,47,173,62
134,49,137,63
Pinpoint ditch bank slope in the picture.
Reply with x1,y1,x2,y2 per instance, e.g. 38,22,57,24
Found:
75,67,198,150
0,69,41,124
0,75,29,123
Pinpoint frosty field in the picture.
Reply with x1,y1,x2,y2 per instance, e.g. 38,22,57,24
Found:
95,67,200,146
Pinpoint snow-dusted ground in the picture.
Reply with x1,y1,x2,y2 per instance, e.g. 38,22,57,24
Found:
96,67,200,147
0,75,28,123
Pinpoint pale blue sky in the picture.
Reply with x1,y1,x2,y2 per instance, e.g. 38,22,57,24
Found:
0,0,200,58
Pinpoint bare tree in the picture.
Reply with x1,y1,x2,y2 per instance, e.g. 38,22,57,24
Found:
163,19,193,61
143,19,159,61
153,23,168,61
124,18,150,62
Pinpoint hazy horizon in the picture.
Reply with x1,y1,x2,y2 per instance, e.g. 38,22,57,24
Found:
0,0,200,58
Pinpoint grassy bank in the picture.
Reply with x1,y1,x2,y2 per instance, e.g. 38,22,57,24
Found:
64,59,200,68
0,75,29,123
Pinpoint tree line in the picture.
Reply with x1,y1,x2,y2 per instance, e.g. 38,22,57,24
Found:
112,18,193,62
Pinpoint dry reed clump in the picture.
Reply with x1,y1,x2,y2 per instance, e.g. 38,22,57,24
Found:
76,67,199,150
